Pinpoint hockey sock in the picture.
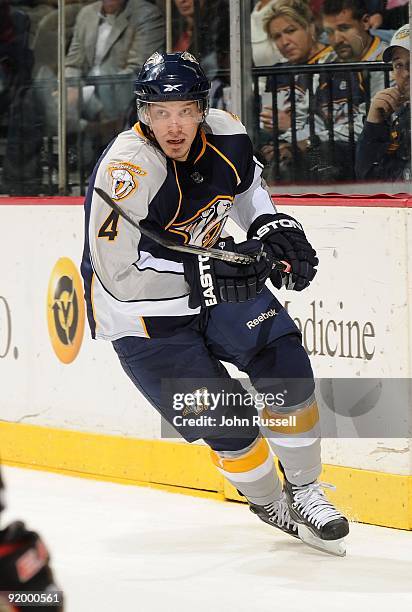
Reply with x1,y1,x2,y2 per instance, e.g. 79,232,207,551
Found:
210,436,281,505
259,393,322,486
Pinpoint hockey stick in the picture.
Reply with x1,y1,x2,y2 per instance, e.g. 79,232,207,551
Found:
94,187,289,271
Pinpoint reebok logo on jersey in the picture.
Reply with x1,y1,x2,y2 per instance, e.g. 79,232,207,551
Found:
198,255,217,306
253,218,303,239
246,308,277,329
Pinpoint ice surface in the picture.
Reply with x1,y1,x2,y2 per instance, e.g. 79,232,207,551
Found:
2,466,412,612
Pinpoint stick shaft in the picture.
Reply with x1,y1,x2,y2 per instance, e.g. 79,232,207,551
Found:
94,187,287,271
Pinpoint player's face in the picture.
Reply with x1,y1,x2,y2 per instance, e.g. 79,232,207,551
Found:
392,47,410,100
323,9,371,61
268,16,315,64
148,101,203,161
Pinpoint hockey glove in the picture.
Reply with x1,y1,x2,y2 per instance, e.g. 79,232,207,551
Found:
0,521,63,611
183,237,274,308
248,213,318,291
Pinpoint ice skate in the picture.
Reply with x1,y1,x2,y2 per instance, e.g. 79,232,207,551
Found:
248,492,299,539
283,478,349,556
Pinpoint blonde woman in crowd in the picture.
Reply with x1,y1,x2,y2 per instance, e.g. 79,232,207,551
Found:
258,0,335,181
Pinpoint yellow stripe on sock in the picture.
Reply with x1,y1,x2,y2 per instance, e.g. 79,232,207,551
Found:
261,401,319,434
210,437,270,473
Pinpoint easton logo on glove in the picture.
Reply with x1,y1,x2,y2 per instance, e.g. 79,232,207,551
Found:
252,218,303,239
247,213,318,293
197,255,218,307
183,238,274,308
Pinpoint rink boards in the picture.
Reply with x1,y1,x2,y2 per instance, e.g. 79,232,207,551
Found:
0,194,411,528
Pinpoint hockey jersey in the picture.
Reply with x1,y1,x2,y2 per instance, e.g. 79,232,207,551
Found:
265,45,336,143
315,35,388,142
81,109,277,340
264,36,388,144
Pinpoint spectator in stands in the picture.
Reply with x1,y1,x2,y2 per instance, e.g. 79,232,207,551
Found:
0,0,32,112
172,0,229,109
65,0,164,120
258,0,335,182
359,1,385,30
54,0,163,170
356,23,410,181
380,0,408,31
251,0,284,67
322,0,387,96
292,0,389,180
0,0,44,195
172,0,229,79
9,1,57,50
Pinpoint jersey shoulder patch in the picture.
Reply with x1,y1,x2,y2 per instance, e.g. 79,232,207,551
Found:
205,108,247,136
108,161,147,201
97,129,166,202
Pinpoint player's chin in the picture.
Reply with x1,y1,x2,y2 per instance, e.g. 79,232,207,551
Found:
167,144,190,160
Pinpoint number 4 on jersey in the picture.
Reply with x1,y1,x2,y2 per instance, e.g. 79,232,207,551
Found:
98,210,119,241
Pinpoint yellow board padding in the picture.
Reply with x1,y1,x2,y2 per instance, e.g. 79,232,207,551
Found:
223,463,412,531
0,421,411,530
210,437,269,473
0,421,221,494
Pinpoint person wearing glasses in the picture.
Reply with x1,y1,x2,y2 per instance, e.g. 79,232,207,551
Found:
355,23,410,181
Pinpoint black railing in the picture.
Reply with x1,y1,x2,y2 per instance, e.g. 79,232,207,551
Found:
0,63,395,195
252,62,392,184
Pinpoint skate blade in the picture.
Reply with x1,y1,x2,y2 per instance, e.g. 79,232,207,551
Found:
297,525,346,557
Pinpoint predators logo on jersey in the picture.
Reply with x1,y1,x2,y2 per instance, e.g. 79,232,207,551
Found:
108,162,147,200
182,387,210,417
168,196,233,247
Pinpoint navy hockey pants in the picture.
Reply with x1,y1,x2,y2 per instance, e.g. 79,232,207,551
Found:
112,287,314,451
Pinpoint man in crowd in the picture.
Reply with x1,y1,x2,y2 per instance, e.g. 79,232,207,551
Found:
356,23,410,181
322,0,387,96
295,0,389,180
64,0,164,163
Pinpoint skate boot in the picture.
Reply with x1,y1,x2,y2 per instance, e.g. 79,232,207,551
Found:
248,492,299,539
283,478,349,556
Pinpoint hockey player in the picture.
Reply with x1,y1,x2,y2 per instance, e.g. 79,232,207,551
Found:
0,467,63,611
81,51,349,555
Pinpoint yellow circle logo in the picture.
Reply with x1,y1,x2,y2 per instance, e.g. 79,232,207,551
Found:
47,257,85,364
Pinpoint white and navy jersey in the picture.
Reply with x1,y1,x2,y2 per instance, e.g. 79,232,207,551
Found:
266,45,337,143
316,36,388,142
82,109,276,340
